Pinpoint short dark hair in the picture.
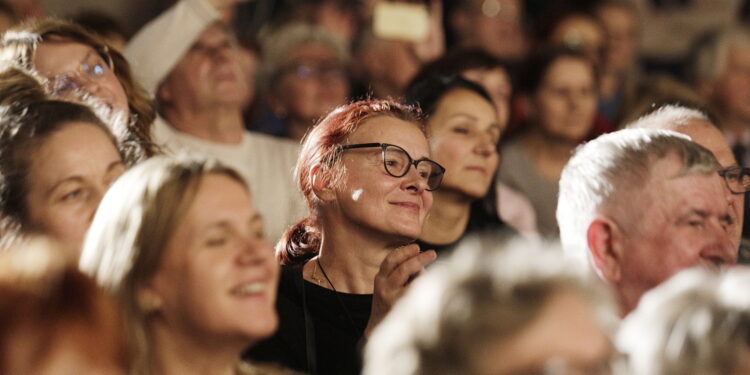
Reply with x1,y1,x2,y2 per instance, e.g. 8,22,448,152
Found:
404,74,494,118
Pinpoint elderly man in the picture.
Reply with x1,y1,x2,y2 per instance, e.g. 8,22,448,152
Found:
126,0,305,242
557,128,737,314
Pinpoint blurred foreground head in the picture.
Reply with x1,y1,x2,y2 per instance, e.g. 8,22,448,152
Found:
363,238,617,375
0,237,128,374
619,266,750,375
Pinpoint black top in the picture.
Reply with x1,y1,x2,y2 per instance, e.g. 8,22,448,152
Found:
243,264,372,375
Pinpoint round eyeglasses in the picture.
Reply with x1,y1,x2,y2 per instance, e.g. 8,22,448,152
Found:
44,47,114,97
339,143,446,191
719,166,750,194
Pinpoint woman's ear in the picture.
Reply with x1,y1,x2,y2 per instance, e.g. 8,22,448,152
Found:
310,164,336,202
137,287,163,314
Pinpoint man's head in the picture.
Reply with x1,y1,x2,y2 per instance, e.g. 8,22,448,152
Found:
628,104,744,248
447,0,527,61
692,26,750,124
157,23,249,116
558,128,737,314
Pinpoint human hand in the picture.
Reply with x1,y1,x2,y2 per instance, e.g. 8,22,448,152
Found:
364,244,436,337
411,0,445,64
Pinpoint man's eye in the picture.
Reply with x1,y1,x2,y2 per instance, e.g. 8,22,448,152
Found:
206,237,227,247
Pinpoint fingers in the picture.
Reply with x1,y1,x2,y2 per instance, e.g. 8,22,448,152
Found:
378,245,436,290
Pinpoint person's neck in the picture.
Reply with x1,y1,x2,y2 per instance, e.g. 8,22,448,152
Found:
310,218,408,295
165,104,245,144
419,189,471,246
522,130,578,181
599,70,623,100
149,322,244,375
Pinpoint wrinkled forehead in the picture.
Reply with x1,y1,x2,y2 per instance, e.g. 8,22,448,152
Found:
193,22,234,48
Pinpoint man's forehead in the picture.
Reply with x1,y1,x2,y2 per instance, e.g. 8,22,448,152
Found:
193,23,231,47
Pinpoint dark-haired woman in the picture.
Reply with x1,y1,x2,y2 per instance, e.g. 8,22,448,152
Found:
245,99,441,375
498,47,598,238
0,68,124,256
405,75,514,255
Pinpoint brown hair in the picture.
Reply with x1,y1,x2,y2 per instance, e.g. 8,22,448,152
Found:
0,239,128,373
0,67,120,247
278,99,424,265
0,18,158,163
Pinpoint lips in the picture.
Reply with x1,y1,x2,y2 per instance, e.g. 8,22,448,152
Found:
465,166,487,174
230,281,270,297
391,201,421,212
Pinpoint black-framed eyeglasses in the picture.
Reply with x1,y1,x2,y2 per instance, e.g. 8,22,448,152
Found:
339,143,445,191
718,166,750,194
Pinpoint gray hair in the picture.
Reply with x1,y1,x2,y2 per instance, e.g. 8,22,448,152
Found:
691,25,750,85
257,22,349,93
557,128,721,275
618,267,750,375
362,237,617,375
627,104,711,132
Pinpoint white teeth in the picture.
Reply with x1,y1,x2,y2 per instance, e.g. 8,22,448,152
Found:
232,282,266,296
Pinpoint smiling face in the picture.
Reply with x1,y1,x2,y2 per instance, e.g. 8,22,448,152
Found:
33,40,129,120
328,115,433,243
616,154,737,312
532,56,597,143
24,122,124,254
146,174,278,345
427,88,501,199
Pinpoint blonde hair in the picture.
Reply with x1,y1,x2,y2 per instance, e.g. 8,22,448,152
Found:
79,155,246,375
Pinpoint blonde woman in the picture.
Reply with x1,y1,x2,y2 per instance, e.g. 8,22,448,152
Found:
81,156,290,375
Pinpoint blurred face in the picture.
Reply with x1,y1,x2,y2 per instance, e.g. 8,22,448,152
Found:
148,174,278,345
616,154,736,312
272,42,348,124
549,15,605,64
25,122,124,254
462,67,512,128
428,89,500,198
677,120,743,248
10,324,126,375
331,116,433,243
532,56,597,142
713,45,750,123
474,290,611,375
160,23,249,110
597,4,639,74
34,40,129,120
456,0,526,60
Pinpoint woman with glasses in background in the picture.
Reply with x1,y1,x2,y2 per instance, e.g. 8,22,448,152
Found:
0,19,157,164
244,99,441,375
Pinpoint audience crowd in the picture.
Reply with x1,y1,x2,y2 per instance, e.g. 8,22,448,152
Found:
2,0,750,374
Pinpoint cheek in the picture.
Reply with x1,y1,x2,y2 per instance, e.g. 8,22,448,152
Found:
431,135,467,167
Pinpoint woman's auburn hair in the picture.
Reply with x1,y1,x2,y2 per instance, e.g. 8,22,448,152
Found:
277,99,424,265
0,18,158,163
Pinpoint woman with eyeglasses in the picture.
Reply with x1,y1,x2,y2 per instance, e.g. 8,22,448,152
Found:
0,18,157,164
244,99,441,375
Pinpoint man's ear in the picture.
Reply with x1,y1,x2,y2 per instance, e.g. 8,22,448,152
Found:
587,216,625,283
310,164,336,202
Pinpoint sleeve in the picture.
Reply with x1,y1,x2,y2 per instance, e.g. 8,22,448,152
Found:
124,0,220,94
